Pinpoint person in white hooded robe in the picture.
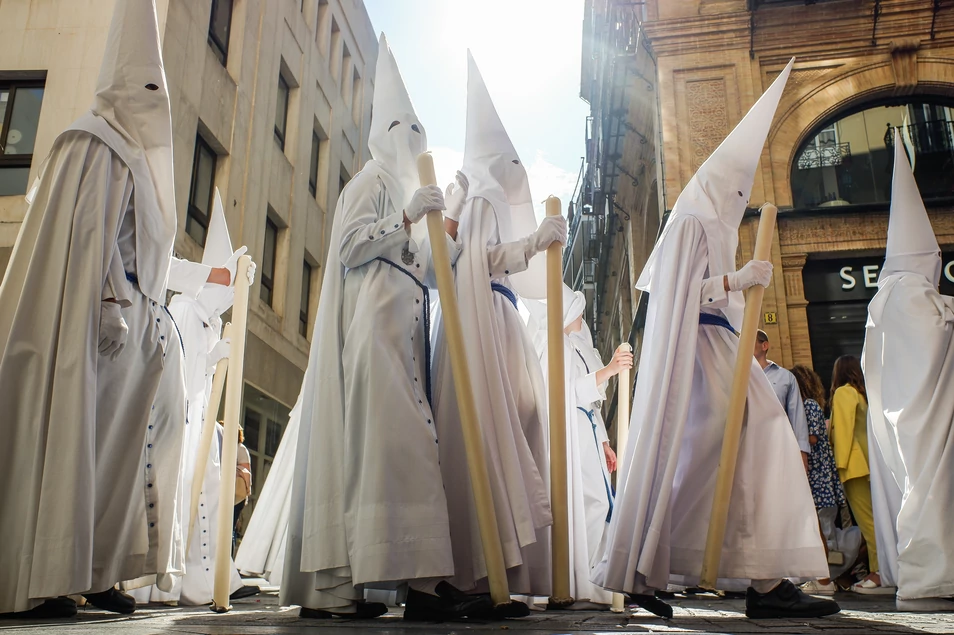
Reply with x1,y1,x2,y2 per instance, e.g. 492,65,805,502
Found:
281,34,495,622
590,59,839,620
127,189,254,606
865,130,954,612
0,0,243,618
431,51,564,603
532,286,632,608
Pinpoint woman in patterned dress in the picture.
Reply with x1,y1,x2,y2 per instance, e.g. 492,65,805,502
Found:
792,365,846,595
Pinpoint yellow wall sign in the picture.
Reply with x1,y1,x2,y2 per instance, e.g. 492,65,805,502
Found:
764,312,778,325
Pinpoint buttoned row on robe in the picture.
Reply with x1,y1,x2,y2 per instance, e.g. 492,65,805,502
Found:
591,58,828,595
866,131,954,605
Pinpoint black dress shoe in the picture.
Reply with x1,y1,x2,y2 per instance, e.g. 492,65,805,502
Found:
82,588,136,615
299,601,388,619
403,586,494,621
433,582,529,620
628,593,673,619
745,580,840,619
229,585,261,600
0,597,77,619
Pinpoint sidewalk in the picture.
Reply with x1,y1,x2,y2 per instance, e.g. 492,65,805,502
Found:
1,588,951,634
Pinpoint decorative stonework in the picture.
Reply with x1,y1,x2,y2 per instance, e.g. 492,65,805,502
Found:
768,66,842,89
686,78,729,171
890,39,920,93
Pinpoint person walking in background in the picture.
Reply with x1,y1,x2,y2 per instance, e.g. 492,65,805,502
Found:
754,330,810,471
792,365,846,596
234,429,252,554
829,356,891,595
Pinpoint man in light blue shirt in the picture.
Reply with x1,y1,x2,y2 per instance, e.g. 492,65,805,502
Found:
755,330,810,472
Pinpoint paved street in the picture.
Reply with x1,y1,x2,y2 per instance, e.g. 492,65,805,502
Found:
2,588,952,635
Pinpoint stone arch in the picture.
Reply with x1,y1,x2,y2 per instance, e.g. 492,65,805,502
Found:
765,54,954,207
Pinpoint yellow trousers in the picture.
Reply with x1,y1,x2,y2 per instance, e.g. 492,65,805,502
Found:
843,476,878,573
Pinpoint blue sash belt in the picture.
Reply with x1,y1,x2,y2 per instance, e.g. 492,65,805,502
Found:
698,312,737,335
577,406,615,522
491,282,518,310
376,258,432,406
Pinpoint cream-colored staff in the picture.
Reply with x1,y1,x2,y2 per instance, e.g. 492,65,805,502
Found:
187,323,232,554
610,342,632,613
546,196,573,608
699,203,777,589
417,152,510,607
212,256,253,612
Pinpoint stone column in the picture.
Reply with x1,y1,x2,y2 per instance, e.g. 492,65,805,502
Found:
781,253,812,368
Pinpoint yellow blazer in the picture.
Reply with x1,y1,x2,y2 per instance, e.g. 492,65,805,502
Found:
830,384,869,482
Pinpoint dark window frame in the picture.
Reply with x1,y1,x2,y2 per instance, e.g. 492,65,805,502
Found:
274,74,290,151
300,260,312,338
308,130,320,196
0,76,46,194
261,216,279,306
208,0,234,66
186,135,217,247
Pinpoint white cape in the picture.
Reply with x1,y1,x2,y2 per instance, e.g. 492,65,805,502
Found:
592,216,827,593
864,272,954,601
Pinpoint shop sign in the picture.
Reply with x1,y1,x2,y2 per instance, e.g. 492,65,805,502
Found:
803,253,954,303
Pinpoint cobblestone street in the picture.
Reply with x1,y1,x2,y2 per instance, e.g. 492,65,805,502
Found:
2,588,952,635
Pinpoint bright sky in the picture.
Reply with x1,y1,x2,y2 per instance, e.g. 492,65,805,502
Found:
363,0,590,217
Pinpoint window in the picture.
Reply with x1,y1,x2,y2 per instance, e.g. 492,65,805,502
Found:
339,164,351,197
309,131,320,196
274,74,290,150
341,43,353,102
187,135,217,246
330,17,342,83
0,77,45,197
300,260,313,337
351,67,363,125
316,0,331,58
208,0,233,66
241,384,291,505
791,100,954,210
261,216,278,306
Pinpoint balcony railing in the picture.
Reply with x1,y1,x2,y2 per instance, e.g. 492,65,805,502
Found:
884,120,954,155
796,142,851,170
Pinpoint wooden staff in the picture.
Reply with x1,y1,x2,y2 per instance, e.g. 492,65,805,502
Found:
546,196,573,608
187,323,232,554
212,255,253,612
699,204,778,590
417,153,510,607
610,342,632,613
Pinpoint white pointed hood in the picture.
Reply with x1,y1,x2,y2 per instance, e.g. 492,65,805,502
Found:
637,59,794,302
68,0,177,302
196,188,235,319
367,33,425,216
882,129,942,287
463,51,545,299
562,283,586,329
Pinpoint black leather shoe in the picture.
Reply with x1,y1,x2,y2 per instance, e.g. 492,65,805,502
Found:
229,585,261,600
403,586,494,621
82,588,136,614
745,580,840,619
299,601,388,619
433,581,529,620
628,593,673,619
0,597,77,619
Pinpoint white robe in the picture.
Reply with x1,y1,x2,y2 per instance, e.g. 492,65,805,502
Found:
0,132,201,612
282,169,458,611
864,272,954,601
592,215,827,594
234,399,297,585
432,196,552,595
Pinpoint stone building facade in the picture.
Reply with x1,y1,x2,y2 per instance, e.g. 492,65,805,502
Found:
579,0,954,391
0,0,377,498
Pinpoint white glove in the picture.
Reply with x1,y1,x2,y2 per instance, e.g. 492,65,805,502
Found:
444,171,469,222
525,215,568,258
99,301,128,361
207,338,231,368
725,260,773,291
222,246,249,287
405,185,445,224
246,260,257,286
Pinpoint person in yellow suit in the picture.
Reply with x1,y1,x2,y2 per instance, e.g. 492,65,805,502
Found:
829,355,893,594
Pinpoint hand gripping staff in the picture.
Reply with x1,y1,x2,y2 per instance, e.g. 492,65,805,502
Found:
417,152,511,608
212,255,253,612
699,204,778,590
545,196,573,609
